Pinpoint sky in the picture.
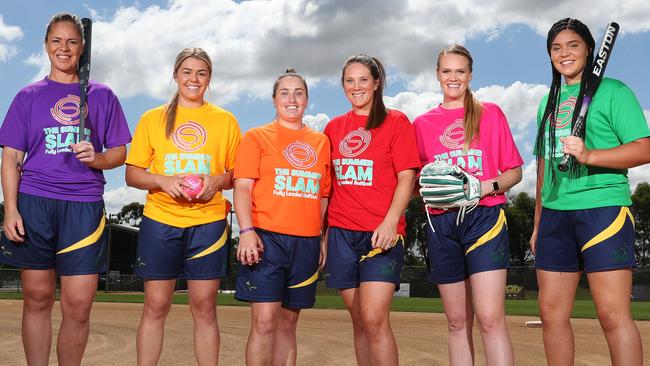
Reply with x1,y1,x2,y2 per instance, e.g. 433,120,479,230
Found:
1,0,649,213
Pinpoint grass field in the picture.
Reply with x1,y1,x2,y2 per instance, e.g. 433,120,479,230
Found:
1,291,649,320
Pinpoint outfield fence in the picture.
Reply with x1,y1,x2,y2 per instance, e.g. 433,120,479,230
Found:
2,266,649,301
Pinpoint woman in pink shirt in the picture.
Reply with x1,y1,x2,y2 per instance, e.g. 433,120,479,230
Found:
413,44,523,365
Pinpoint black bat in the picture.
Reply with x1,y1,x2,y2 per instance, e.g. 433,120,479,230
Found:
78,18,92,143
557,22,619,172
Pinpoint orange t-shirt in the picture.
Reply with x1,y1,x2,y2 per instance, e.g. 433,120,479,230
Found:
234,122,331,237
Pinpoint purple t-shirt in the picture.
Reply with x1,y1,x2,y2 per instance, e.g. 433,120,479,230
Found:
0,77,132,202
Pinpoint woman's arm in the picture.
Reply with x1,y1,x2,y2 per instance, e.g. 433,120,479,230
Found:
71,142,126,170
480,166,523,197
560,136,650,169
125,164,191,201
234,178,263,265
371,169,416,250
529,158,544,255
2,147,26,242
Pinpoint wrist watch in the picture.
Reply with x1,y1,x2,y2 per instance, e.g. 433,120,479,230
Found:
492,180,499,194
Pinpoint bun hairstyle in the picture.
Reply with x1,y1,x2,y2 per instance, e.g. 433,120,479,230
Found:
272,68,309,98
341,54,388,130
534,18,595,178
437,44,483,151
45,12,83,42
163,47,212,138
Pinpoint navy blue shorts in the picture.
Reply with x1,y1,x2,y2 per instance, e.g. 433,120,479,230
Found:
235,228,320,309
535,206,636,273
325,227,404,289
0,193,107,275
135,216,229,280
426,206,509,284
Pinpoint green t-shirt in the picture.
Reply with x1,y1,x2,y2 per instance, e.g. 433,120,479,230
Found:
535,78,650,210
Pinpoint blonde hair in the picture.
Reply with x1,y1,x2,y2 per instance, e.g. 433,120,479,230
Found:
437,44,483,150
164,47,212,138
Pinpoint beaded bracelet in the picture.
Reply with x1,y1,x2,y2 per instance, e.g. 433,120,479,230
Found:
239,227,255,235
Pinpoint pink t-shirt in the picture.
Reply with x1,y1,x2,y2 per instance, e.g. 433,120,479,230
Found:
324,109,421,235
413,102,523,209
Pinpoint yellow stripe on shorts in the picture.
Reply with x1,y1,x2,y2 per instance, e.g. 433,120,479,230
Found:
57,214,106,254
465,209,506,255
188,227,228,260
288,271,319,289
581,207,632,252
359,235,404,263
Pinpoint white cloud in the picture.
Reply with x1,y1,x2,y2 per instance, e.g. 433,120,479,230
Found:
0,15,23,62
511,159,537,196
102,186,146,213
23,0,650,103
629,164,650,189
384,91,441,122
383,81,548,134
474,82,549,132
303,113,330,132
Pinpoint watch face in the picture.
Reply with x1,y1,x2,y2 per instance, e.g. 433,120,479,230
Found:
492,181,499,191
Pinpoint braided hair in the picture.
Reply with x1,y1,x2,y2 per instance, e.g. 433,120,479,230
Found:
535,18,595,179
341,54,388,130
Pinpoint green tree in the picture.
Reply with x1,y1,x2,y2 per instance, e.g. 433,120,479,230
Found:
504,192,535,266
631,182,650,266
117,202,144,227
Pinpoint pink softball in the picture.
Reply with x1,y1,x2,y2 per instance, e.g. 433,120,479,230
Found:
182,175,204,198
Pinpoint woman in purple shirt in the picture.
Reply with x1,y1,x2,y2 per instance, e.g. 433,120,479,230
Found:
0,13,131,365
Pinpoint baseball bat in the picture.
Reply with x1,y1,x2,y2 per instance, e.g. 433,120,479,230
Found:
78,18,92,143
557,21,619,172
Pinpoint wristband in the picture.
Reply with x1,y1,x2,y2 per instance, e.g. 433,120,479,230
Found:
239,227,255,235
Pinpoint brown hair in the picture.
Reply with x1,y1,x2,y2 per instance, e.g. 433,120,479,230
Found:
164,47,212,138
341,54,388,130
437,44,483,151
272,68,308,98
44,12,83,42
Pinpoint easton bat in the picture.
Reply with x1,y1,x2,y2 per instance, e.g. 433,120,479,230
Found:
78,18,92,143
557,22,619,172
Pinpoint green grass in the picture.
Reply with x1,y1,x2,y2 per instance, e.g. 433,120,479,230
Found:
1,292,649,320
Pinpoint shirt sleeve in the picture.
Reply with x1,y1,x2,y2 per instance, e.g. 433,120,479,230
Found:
390,113,422,173
233,130,261,180
533,96,548,157
412,119,430,165
224,116,242,171
0,92,29,152
320,136,332,198
125,114,154,169
103,90,132,148
610,84,650,144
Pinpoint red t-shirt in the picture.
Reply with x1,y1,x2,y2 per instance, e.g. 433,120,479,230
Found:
324,110,421,235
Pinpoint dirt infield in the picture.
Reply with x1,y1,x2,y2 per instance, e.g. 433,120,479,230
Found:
0,300,648,365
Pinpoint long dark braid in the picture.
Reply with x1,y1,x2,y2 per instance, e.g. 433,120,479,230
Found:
535,18,595,181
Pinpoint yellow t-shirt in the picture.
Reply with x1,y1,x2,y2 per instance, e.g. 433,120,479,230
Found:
126,103,241,227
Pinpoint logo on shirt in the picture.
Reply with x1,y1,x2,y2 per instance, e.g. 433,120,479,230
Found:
554,96,577,128
283,141,317,169
439,119,465,149
50,94,86,125
339,128,371,158
172,121,207,152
